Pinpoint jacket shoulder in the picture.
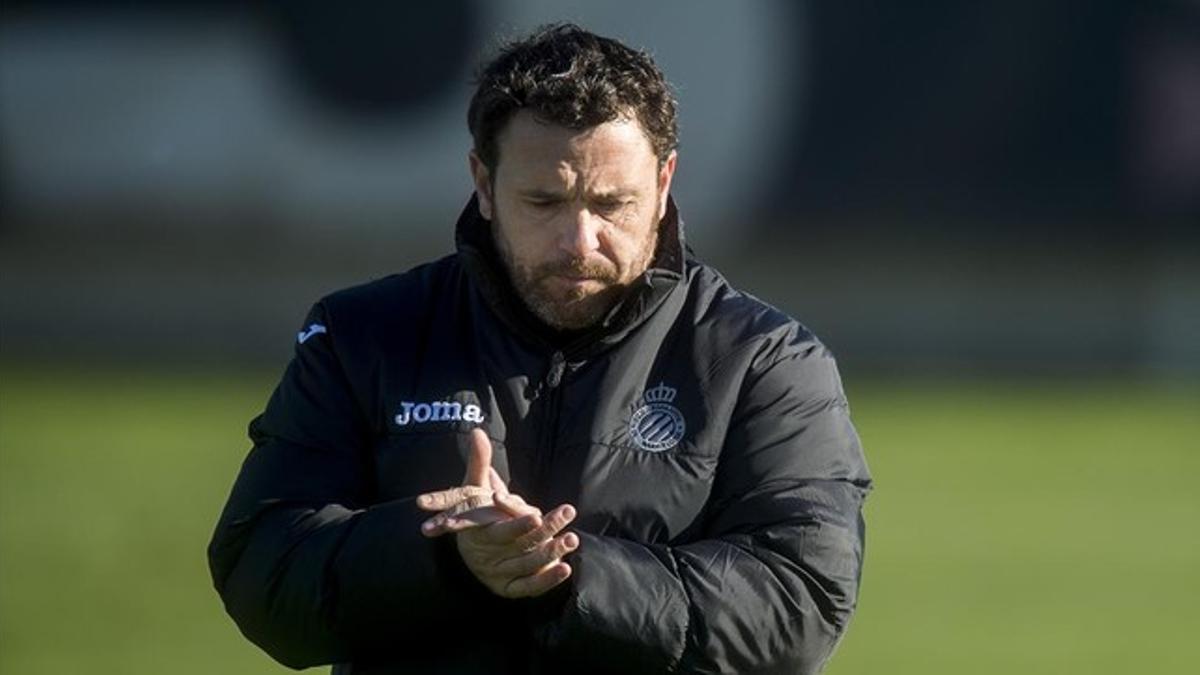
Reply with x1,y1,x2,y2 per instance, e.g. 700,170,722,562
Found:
302,254,463,371
686,261,824,368
318,254,460,322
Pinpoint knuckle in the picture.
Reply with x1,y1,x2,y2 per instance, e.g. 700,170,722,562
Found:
545,513,567,534
506,576,530,595
500,577,523,598
529,546,556,568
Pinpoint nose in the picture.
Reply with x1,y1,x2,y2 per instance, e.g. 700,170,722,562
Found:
559,207,602,258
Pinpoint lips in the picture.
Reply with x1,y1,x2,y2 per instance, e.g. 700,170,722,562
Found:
549,274,605,289
546,258,618,282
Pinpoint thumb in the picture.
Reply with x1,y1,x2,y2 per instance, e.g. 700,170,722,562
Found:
488,466,510,497
463,428,493,487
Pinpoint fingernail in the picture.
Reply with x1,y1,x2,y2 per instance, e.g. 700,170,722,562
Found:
561,505,576,520
564,533,578,548
417,495,431,507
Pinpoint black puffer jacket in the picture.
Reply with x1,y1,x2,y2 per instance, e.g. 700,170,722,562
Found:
208,197,872,674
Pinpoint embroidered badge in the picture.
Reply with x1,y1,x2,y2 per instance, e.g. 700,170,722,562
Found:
629,382,686,452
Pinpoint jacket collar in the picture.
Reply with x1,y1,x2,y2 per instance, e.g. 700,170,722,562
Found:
456,193,687,355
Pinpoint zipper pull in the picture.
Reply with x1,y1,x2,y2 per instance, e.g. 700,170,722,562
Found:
545,351,566,389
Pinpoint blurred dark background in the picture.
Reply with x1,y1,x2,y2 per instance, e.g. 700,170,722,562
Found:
2,0,1198,376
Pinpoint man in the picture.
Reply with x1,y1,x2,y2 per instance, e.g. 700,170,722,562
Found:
209,24,871,675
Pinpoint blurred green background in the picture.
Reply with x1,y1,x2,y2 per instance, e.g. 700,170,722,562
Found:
2,366,1196,674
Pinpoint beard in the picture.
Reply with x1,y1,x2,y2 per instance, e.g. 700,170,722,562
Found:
512,255,623,330
492,213,658,332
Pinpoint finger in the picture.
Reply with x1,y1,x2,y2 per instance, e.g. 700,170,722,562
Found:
423,492,539,536
421,505,509,537
453,492,496,515
494,491,541,519
495,532,579,577
416,485,492,512
464,429,492,487
430,491,545,537
421,491,496,529
436,507,515,534
514,503,576,551
420,493,496,533
503,561,573,599
473,512,543,545
488,466,509,497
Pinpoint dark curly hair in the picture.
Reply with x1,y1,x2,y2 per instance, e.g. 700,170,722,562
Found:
468,23,679,172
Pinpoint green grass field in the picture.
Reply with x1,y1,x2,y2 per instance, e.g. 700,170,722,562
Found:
1,366,1196,673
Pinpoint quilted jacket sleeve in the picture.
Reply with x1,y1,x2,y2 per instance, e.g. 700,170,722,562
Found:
532,334,872,674
207,301,495,669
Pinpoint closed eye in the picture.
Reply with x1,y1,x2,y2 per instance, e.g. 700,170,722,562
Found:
593,199,630,214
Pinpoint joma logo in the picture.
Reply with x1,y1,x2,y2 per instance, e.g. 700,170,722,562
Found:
394,400,484,426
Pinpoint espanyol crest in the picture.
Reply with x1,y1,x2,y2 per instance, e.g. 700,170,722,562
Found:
629,382,686,452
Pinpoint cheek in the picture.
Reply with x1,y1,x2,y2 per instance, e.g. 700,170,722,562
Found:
605,212,657,262
495,206,555,264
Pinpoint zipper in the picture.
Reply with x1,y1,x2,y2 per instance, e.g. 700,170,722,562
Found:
533,350,567,497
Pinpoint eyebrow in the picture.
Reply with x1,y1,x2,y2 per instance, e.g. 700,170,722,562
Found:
516,188,637,201
592,190,637,201
517,189,567,200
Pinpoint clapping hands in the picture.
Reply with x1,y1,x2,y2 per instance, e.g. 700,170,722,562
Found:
417,429,579,599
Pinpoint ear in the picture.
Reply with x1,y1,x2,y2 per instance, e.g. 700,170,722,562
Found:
656,150,678,221
468,150,494,220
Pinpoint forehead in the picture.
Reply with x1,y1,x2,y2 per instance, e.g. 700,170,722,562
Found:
494,111,658,187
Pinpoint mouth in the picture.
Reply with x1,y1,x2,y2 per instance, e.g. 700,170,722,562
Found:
550,274,605,289
541,273,616,304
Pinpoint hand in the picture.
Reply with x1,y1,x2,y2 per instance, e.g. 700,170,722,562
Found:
416,429,579,598
455,501,578,598
417,429,541,535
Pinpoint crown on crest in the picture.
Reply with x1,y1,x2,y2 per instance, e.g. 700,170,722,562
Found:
643,382,677,404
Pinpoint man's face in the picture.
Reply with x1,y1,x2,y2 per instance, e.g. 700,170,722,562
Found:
470,110,677,331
